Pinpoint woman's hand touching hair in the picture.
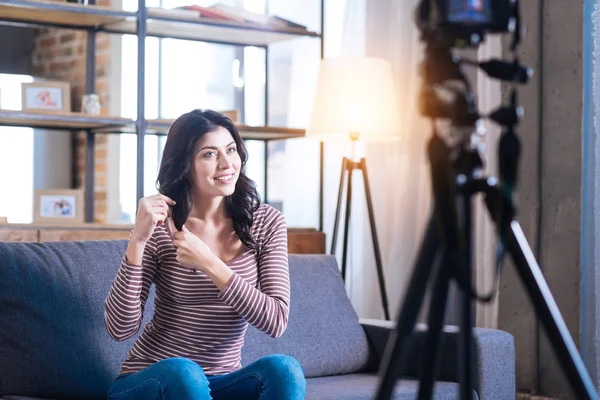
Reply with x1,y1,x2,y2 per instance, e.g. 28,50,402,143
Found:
170,224,233,290
171,225,217,272
131,194,176,244
125,194,175,265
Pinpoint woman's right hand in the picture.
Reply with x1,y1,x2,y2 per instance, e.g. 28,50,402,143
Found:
130,194,176,244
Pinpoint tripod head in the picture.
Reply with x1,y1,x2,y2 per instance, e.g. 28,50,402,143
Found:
415,0,531,193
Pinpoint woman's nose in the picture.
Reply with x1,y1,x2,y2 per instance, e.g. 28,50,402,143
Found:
218,153,233,169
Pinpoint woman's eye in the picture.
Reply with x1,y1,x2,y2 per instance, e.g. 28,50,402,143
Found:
227,147,237,153
203,151,216,158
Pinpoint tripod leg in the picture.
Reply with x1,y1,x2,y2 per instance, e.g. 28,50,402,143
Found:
331,158,348,255
360,158,391,320
505,221,597,400
458,193,475,400
417,252,452,400
341,164,354,281
375,214,442,400
483,191,598,399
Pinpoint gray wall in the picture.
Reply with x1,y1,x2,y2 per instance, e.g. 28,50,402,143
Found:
498,1,584,399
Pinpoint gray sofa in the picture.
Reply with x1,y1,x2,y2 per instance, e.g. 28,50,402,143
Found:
0,239,515,399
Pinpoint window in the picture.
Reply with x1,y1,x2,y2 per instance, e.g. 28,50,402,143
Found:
0,74,34,223
117,0,323,228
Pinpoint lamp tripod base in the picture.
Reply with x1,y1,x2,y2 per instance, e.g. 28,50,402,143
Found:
331,156,391,321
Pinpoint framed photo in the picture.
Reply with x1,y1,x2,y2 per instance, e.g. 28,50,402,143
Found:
22,81,71,113
34,189,84,225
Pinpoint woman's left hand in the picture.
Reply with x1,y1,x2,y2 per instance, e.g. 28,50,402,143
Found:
172,226,216,272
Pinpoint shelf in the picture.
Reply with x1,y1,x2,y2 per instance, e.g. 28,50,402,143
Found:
0,111,304,139
232,125,305,140
94,119,305,140
0,0,134,29
146,119,306,140
0,110,134,130
104,7,320,46
0,0,323,225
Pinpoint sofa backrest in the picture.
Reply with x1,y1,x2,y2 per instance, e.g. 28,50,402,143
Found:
0,240,154,399
241,254,373,378
0,240,372,399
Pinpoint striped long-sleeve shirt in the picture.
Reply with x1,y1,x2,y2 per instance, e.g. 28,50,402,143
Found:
104,204,290,376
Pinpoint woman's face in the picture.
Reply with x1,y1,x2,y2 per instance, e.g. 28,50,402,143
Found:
191,126,242,198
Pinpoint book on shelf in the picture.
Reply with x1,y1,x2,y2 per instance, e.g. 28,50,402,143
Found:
163,3,307,31
177,4,245,23
210,4,307,30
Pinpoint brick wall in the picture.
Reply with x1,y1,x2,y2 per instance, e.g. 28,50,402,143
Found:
32,0,113,222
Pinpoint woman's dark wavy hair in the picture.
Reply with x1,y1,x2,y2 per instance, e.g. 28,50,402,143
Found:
156,109,261,250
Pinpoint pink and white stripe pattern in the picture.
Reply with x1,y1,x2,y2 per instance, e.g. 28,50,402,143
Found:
104,204,290,376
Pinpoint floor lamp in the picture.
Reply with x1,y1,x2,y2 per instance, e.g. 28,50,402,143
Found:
307,57,402,321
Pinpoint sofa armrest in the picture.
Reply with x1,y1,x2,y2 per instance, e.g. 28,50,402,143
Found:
360,318,515,400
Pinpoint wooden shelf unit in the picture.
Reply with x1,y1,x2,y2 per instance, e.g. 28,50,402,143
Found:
0,0,324,230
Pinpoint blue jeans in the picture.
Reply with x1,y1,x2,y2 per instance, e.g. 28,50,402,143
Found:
106,354,307,400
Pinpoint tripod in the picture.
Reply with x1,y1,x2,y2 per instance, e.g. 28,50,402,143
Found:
373,127,598,399
330,136,390,321
371,0,600,395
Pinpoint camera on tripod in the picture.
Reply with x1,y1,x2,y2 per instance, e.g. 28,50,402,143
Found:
374,1,599,400
416,0,516,48
415,0,530,131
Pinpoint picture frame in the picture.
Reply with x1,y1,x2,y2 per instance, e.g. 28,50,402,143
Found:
34,189,84,225
22,81,71,113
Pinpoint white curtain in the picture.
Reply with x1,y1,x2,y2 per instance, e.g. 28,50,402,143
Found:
322,0,431,320
360,0,431,321
331,0,500,328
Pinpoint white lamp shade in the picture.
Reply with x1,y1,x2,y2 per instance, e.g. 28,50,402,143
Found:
307,57,402,142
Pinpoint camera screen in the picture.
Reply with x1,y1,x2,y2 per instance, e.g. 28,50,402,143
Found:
447,0,492,25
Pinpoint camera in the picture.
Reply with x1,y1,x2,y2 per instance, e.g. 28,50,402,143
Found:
415,0,529,127
416,0,517,47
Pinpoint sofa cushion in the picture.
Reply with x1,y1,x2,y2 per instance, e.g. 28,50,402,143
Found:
305,373,478,400
242,254,373,377
0,240,155,399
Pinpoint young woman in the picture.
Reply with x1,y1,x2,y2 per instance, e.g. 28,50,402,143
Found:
104,109,306,400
